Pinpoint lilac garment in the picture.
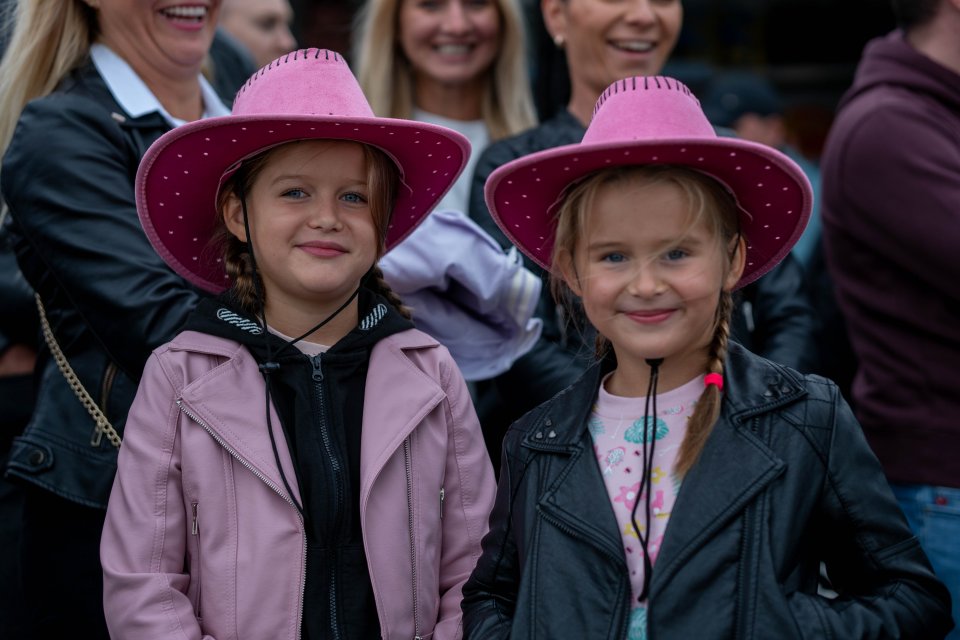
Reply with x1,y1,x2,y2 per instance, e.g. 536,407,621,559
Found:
379,208,542,380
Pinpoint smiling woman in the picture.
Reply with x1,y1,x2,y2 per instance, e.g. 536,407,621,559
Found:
0,0,227,636
355,0,536,213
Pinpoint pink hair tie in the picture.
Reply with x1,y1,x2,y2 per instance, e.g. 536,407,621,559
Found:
704,373,724,391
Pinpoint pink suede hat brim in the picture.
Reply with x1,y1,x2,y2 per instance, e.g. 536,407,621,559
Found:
485,76,812,289
137,49,470,294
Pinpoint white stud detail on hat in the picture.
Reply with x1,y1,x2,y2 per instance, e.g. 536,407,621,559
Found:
136,48,470,294
483,74,812,289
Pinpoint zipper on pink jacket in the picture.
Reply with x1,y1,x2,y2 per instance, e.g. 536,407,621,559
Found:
177,399,307,640
403,437,422,639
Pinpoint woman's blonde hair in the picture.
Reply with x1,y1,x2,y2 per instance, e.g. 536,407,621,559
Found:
551,165,742,476
0,0,96,168
214,140,411,319
353,0,536,141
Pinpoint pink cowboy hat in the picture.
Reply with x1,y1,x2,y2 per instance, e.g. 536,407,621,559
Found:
136,48,470,293
484,76,812,289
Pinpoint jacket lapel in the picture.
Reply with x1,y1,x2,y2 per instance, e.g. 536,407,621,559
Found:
650,344,804,594
358,333,444,506
524,363,626,565
537,442,628,565
178,348,301,503
650,414,785,594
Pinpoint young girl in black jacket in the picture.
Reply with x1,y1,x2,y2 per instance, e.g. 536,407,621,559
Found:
460,76,953,639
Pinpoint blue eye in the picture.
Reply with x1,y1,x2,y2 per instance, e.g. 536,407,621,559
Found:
341,192,367,204
282,188,306,199
665,249,687,261
602,252,626,264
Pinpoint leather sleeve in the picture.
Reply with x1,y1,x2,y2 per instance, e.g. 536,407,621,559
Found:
1,94,200,382
786,378,954,638
461,429,525,639
467,140,519,253
737,254,819,373
0,228,37,353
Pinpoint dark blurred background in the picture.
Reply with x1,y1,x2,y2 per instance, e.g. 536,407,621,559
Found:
290,0,895,161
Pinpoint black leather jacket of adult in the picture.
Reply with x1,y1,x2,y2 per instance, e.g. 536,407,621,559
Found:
462,342,953,639
1,60,201,508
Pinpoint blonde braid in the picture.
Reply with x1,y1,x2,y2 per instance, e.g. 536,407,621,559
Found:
676,291,733,475
369,264,411,320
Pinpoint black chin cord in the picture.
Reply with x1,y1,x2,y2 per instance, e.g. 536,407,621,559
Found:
238,188,365,519
630,357,663,603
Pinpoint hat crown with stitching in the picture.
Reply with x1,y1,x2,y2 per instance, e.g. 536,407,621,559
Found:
585,77,716,143
232,49,373,119
136,48,470,294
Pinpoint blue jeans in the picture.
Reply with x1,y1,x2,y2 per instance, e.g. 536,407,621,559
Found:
890,482,960,639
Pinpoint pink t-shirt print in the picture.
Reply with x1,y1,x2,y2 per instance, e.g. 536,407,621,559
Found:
589,374,704,638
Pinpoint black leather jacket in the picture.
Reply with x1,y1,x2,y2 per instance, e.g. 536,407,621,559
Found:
462,342,953,639
1,60,201,508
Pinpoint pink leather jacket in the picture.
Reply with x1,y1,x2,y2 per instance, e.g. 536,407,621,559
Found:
101,329,496,639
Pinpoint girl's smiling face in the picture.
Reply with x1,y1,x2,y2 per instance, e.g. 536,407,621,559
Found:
561,173,743,387
223,140,379,325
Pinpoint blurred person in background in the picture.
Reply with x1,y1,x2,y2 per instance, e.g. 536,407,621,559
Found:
351,0,545,385
821,0,960,635
219,0,296,68
468,0,818,463
702,71,822,268
0,0,227,635
355,0,536,215
0,4,35,638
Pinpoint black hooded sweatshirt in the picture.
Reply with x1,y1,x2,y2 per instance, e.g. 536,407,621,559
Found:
183,287,413,639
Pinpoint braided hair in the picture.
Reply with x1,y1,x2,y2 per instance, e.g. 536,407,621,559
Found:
551,164,742,476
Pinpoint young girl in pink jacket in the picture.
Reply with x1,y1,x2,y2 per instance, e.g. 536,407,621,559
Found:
100,49,495,639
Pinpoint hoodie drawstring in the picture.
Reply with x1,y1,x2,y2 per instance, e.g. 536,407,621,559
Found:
630,357,663,603
239,187,365,519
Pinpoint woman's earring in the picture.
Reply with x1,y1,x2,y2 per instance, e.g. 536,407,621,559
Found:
553,34,565,49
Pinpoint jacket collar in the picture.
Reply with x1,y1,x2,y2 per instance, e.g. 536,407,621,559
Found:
173,329,441,508
520,342,807,590
90,43,229,126
359,330,443,507
651,343,804,595
175,336,303,502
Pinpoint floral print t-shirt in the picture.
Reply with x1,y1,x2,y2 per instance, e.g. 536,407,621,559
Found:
590,373,705,640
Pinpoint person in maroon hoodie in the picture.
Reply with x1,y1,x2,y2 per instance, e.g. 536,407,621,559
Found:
820,0,960,635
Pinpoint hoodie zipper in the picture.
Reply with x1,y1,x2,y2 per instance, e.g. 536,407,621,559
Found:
403,437,422,640
311,354,345,640
177,400,306,640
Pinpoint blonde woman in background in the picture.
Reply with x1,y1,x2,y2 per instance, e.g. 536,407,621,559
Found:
0,0,228,636
352,0,544,386
355,0,536,213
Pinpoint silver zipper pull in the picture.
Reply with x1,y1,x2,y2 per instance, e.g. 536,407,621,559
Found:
191,502,199,536
440,487,445,520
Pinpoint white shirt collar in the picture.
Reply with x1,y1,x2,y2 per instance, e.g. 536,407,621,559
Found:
90,43,230,126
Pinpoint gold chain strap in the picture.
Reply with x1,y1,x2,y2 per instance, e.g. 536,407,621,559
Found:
34,294,122,448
